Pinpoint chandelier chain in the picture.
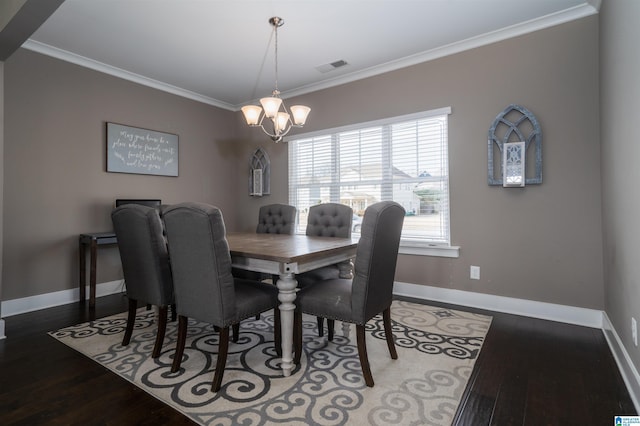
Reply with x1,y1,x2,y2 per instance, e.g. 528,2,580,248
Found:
273,23,279,94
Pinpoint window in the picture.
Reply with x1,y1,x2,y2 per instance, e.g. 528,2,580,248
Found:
288,107,455,254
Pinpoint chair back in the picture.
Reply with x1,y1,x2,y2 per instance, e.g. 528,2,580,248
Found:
256,203,297,234
351,201,405,323
162,202,236,327
111,204,173,306
306,203,353,238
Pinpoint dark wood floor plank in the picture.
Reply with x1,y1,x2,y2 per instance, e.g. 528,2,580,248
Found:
0,294,195,425
489,365,529,425
0,293,636,425
454,313,520,425
444,300,636,426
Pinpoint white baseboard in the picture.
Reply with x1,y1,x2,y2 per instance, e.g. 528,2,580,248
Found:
0,279,604,325
393,281,639,412
602,312,640,412
393,281,603,328
0,280,124,318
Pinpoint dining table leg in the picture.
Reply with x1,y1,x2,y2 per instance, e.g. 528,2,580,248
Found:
338,259,354,279
275,271,298,377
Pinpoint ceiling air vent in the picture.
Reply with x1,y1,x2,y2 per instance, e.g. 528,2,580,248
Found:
315,59,349,74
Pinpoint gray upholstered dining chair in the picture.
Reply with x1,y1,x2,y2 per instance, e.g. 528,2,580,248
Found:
162,202,281,392
293,201,405,387
256,203,297,234
296,202,353,339
232,203,297,284
111,204,175,359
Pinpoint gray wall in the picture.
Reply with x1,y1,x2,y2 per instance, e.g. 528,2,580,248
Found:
601,0,640,372
237,16,603,310
0,1,27,30
2,15,603,314
0,61,4,310
3,49,242,300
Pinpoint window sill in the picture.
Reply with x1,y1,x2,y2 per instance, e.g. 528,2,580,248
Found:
398,241,460,258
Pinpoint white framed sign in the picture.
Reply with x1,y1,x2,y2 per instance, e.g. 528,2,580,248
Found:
107,122,179,177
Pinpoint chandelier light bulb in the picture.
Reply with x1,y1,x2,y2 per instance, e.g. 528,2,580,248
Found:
274,112,290,133
241,105,262,126
290,105,311,126
260,96,282,119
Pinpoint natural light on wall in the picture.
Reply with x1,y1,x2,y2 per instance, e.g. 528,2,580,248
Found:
287,107,458,257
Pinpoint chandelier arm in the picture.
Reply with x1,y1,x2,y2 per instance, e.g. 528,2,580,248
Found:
258,124,276,138
279,102,301,128
277,123,293,138
258,123,291,143
257,116,293,142
272,127,292,143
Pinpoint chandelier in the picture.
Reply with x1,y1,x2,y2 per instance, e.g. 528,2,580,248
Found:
241,17,310,143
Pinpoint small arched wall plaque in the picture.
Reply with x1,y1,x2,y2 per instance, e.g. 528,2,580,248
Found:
488,104,542,186
249,147,271,196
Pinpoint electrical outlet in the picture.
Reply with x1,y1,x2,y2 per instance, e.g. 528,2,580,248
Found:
470,265,480,280
633,318,638,347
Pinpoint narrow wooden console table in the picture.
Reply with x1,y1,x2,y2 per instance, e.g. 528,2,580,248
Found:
79,232,118,308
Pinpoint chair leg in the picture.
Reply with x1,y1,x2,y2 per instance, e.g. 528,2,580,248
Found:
356,324,374,387
232,323,240,343
327,319,335,341
383,307,398,360
170,303,177,322
274,308,282,358
152,306,168,358
211,326,230,392
122,299,137,346
171,316,188,373
293,311,302,365
317,316,324,337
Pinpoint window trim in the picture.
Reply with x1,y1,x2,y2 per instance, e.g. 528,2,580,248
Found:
399,241,460,258
286,107,457,258
283,107,452,143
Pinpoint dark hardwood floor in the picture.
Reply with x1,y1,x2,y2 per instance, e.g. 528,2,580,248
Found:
0,293,636,425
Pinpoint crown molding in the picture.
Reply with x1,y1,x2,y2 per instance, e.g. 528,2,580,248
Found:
21,39,236,111
278,2,599,104
22,2,598,112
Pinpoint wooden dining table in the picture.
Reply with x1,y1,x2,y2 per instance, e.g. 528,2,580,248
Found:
226,232,358,377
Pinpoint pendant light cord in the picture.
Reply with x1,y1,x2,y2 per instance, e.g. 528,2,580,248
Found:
273,22,279,94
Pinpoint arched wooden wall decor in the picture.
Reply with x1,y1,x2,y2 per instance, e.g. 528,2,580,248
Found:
488,104,542,186
249,147,271,196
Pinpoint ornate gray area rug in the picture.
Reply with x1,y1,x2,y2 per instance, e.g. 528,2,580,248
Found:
49,300,491,425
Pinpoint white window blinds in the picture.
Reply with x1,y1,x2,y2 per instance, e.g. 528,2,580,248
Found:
288,107,451,244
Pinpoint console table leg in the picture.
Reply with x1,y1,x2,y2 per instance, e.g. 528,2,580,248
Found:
79,238,86,304
89,239,97,309
78,232,118,311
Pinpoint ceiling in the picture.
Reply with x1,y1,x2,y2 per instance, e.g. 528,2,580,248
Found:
15,0,598,111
